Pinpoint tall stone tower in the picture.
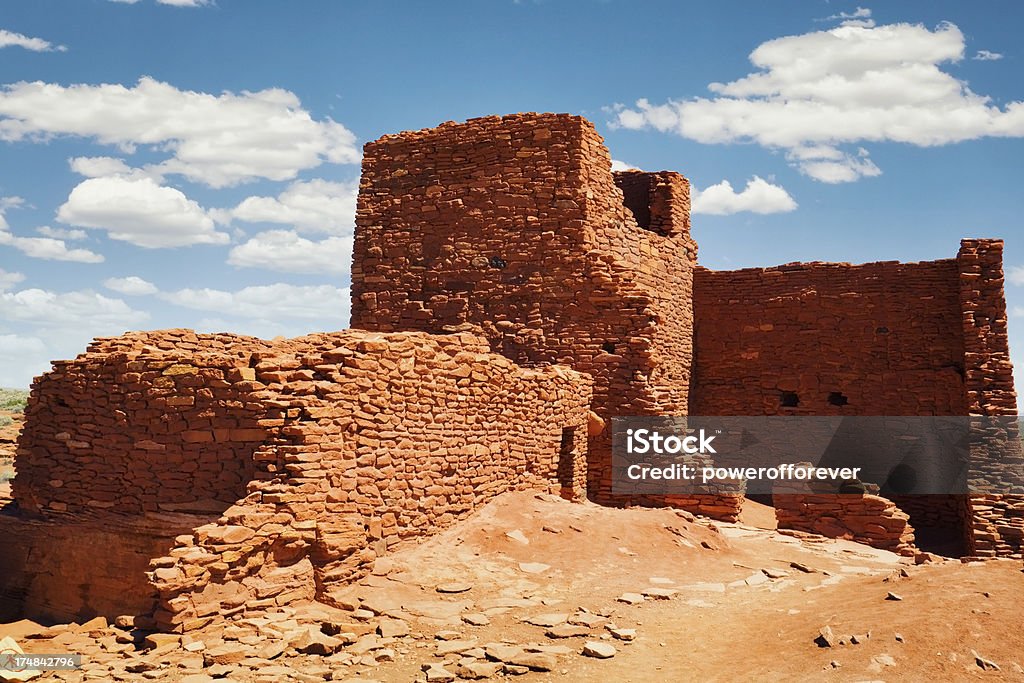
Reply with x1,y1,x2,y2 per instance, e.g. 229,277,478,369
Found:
350,113,714,508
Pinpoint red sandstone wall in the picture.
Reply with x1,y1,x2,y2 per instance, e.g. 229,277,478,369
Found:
773,493,916,556
7,328,591,629
958,239,1023,559
691,259,967,416
146,329,588,631
14,330,274,516
349,113,715,513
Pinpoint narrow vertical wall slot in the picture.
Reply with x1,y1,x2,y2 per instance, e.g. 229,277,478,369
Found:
557,426,577,495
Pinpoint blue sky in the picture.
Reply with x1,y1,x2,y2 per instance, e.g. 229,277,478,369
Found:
0,1,1022,410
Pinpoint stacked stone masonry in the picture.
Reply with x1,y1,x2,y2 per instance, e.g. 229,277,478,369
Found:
350,113,1018,556
5,328,591,629
350,113,737,520
2,112,1020,630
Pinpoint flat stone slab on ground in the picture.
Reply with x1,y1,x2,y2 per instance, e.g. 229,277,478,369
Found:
523,613,568,627
583,641,617,659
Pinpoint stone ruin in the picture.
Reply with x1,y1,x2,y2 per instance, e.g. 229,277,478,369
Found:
0,112,1020,631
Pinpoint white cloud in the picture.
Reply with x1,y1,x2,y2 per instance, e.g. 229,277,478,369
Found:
0,29,67,53
974,50,1003,61
0,231,104,263
0,287,150,388
611,159,640,172
0,196,24,230
69,156,133,178
826,7,872,20
1008,265,1024,286
0,288,148,329
57,176,228,248
217,179,358,235
821,7,874,28
228,230,352,275
0,77,359,188
0,334,48,388
796,147,882,184
610,21,1024,183
691,176,798,215
0,269,25,291
103,276,158,296
36,225,87,240
161,283,350,324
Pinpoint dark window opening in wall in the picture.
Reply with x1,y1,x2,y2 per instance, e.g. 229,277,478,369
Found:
560,427,575,453
601,341,617,354
488,256,507,269
557,426,576,495
875,326,890,334
780,391,800,408
614,172,653,230
828,392,849,406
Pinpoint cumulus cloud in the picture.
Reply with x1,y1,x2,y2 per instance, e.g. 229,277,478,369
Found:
611,159,640,172
0,29,67,52
103,276,158,296
1008,265,1024,286
610,20,1024,183
0,231,104,263
69,156,133,178
216,179,358,235
0,288,148,329
57,176,228,248
0,287,150,387
0,334,49,387
0,196,24,230
2,197,104,261
691,176,798,215
36,225,87,240
161,283,350,324
0,269,25,291
228,230,352,275
0,77,359,188
826,7,872,20
974,50,1003,61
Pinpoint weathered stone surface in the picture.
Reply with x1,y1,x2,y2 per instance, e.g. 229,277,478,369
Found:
545,624,590,639
583,641,617,659
377,618,410,638
507,652,556,671
455,660,502,679
203,643,249,666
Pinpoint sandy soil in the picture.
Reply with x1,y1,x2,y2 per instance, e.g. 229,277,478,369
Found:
3,492,1023,682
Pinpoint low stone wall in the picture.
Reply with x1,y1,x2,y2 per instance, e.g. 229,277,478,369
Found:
6,328,592,631
774,493,916,556
968,495,1024,559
